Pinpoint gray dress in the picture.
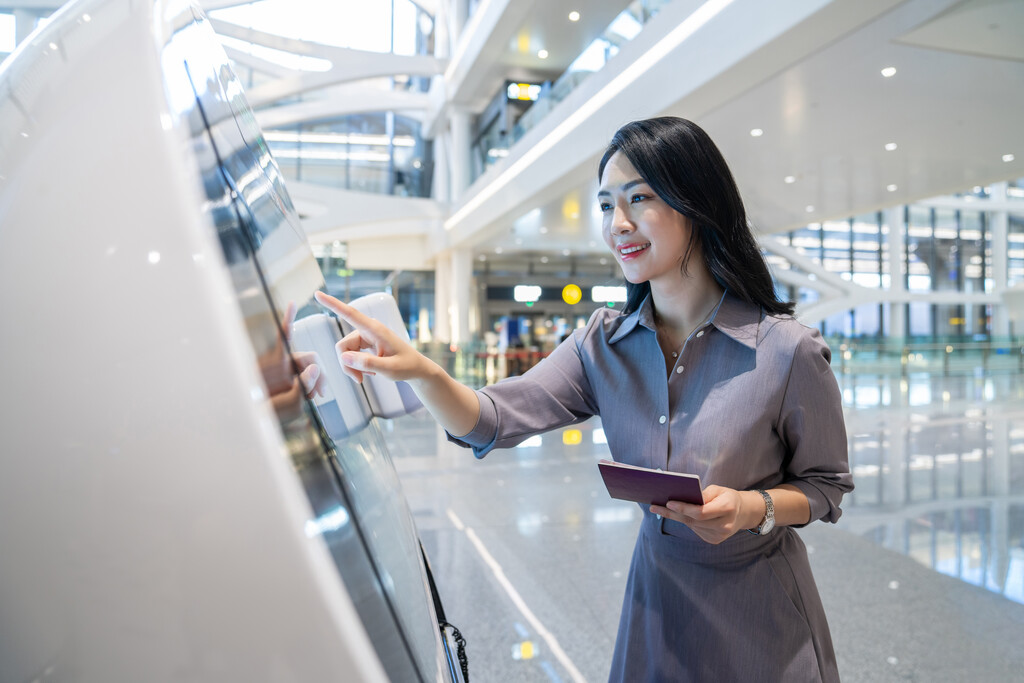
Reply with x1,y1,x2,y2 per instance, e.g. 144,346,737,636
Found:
449,291,854,682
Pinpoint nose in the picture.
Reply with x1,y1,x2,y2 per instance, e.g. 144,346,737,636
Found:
610,205,634,235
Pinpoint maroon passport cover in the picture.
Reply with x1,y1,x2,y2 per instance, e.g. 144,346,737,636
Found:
598,459,704,506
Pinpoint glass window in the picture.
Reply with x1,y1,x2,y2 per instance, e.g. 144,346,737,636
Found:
1009,215,1024,288
960,210,988,294
907,207,932,292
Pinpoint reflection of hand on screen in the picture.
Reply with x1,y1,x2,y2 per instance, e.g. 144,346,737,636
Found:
292,350,325,399
259,302,326,412
280,301,325,399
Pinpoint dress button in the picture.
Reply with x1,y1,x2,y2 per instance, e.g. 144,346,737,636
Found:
671,351,678,358
696,330,704,338
676,366,684,374
658,415,667,424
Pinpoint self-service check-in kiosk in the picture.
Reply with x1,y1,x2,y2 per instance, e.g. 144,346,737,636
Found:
0,1,465,681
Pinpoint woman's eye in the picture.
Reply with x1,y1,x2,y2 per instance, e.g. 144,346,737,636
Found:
630,194,646,204
599,202,612,212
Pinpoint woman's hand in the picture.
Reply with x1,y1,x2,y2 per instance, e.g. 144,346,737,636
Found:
314,291,482,436
650,485,759,545
313,291,432,385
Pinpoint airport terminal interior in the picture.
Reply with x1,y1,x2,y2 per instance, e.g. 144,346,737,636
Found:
3,0,1024,681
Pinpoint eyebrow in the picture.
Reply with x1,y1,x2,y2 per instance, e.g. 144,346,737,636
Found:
597,178,647,197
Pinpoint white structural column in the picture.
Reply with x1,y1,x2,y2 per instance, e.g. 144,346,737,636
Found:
448,109,473,201
432,248,474,345
432,126,450,204
989,182,1010,337
449,0,470,46
13,9,38,45
884,206,906,339
450,247,473,346
433,108,474,345
434,250,452,344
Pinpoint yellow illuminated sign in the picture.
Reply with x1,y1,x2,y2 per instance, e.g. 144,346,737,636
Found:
562,284,582,305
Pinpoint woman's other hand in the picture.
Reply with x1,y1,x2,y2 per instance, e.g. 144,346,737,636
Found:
650,485,752,545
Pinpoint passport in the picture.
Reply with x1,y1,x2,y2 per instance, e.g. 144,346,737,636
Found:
598,459,704,506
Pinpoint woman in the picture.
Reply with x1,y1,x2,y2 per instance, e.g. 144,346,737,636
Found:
315,117,853,682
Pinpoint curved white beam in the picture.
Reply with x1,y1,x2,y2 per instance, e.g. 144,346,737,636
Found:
222,45,295,79
208,18,445,107
289,181,443,242
255,88,429,129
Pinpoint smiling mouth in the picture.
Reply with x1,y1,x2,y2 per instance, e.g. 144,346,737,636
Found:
619,243,650,256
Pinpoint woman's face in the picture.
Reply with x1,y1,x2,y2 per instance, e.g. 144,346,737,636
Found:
599,151,693,287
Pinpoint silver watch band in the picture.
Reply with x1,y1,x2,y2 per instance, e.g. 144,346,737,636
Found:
747,489,775,535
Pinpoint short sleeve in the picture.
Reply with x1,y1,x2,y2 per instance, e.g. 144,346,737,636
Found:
446,310,605,458
776,329,854,524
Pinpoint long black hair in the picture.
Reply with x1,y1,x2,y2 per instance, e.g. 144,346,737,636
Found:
599,117,793,316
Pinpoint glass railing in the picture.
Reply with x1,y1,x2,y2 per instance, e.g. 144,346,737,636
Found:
264,113,433,198
827,337,1024,377
471,0,671,180
418,335,1024,392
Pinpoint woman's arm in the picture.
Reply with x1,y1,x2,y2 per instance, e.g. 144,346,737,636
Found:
314,291,480,437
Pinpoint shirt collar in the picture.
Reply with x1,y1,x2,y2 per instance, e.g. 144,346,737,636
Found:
608,289,761,349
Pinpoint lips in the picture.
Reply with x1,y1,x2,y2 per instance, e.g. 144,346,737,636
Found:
618,242,650,258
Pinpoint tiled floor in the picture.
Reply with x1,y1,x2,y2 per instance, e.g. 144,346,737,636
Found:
385,367,1024,682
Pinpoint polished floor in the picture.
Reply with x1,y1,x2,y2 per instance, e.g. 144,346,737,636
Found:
385,366,1024,682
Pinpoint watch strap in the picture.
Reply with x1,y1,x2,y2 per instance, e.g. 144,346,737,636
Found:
747,489,775,535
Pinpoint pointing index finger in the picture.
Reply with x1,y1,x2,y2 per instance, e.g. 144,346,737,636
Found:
314,291,381,338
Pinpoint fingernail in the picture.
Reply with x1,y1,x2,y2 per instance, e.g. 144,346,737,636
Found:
340,351,355,366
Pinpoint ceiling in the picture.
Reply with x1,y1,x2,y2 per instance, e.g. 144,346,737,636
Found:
8,0,1021,273
467,0,1024,263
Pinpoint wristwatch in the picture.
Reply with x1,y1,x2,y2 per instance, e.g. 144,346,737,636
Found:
748,489,775,535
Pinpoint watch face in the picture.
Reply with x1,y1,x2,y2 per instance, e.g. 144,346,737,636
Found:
760,517,775,534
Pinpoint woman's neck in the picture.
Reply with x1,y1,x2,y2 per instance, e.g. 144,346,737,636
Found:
649,271,725,337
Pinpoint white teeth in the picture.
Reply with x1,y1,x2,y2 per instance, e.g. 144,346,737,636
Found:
620,243,650,255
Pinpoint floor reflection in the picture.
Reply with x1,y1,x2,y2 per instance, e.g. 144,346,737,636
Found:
836,369,1024,604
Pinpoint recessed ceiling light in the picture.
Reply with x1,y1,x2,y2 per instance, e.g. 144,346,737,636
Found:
538,49,549,59
887,184,898,192
750,128,764,137
541,256,549,263
805,205,815,213
568,11,580,22
479,254,487,261
495,247,503,254
1003,153,1015,162
562,249,571,256
881,66,896,78
784,175,796,184
885,142,898,151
